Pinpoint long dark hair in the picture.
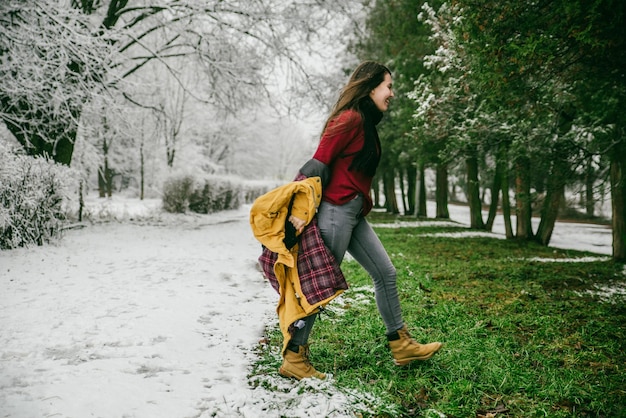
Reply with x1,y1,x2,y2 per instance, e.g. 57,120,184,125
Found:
322,61,391,133
322,61,391,176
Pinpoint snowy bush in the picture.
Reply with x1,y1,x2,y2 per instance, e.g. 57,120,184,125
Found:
189,178,239,214
0,145,75,249
162,175,195,213
162,174,245,214
241,180,276,204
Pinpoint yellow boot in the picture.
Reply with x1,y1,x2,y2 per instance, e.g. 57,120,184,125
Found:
388,325,442,366
279,344,326,380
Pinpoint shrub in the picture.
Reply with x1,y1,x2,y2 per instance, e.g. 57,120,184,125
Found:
162,175,195,213
0,145,75,249
188,182,212,214
162,174,244,214
241,180,277,204
190,176,242,214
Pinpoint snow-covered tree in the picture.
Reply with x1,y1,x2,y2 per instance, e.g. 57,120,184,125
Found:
0,0,361,166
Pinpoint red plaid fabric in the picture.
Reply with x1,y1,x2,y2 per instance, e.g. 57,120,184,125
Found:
258,247,280,294
258,217,347,305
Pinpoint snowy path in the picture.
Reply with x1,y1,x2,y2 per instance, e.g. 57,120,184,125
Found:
0,211,281,417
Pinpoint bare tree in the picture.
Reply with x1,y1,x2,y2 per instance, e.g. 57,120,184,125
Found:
0,2,114,164
1,0,362,165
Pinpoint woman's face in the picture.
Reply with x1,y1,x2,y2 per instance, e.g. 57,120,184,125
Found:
369,72,394,112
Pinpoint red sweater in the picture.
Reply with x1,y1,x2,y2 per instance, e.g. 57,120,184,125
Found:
313,109,376,216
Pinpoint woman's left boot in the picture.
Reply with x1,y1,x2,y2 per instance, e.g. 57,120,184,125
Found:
388,324,442,366
279,344,326,380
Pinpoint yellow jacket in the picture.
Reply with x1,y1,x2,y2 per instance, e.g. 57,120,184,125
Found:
250,177,344,354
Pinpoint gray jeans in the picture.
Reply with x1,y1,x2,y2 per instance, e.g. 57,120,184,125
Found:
290,196,403,347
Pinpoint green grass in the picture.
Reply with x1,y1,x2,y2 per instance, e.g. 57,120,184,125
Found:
252,213,626,417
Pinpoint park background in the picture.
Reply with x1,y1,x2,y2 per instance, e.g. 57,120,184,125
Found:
1,1,625,417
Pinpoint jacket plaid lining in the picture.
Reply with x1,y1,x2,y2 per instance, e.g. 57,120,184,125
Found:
259,217,347,305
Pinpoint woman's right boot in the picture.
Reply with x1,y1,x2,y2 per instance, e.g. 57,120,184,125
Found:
279,344,326,380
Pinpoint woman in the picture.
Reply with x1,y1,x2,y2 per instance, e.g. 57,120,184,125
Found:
283,61,442,380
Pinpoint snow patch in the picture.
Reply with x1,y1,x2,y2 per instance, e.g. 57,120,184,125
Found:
371,220,461,228
574,283,626,304
525,256,611,263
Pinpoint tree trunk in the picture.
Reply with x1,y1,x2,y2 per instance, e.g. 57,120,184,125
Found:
406,164,417,215
610,138,626,262
486,155,503,231
383,170,400,214
166,146,175,167
501,157,514,239
585,155,595,217
497,144,514,239
399,170,408,214
449,183,458,202
466,153,485,229
98,165,107,198
372,177,381,208
515,156,533,239
98,136,113,198
140,141,145,200
54,132,76,166
416,162,427,217
78,180,84,222
536,149,568,246
436,162,449,219
105,157,113,198
97,161,114,198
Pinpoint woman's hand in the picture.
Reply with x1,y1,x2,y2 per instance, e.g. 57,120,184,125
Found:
288,215,306,234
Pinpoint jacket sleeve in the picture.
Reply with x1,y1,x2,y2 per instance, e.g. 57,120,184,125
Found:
290,177,322,222
250,178,322,255
298,158,330,187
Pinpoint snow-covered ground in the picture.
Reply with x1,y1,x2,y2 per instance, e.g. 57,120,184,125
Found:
0,196,618,417
445,202,613,255
0,197,379,418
